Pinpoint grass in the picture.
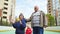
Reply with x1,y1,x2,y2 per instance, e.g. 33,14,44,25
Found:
0,29,15,32
0,30,9,32
46,30,60,32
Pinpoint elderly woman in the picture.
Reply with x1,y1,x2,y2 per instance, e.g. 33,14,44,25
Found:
10,13,26,34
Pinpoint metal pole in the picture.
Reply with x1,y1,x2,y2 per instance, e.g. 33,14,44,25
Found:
1,17,2,25
6,19,7,26
55,16,57,26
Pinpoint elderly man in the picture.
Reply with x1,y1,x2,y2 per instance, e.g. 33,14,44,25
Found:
27,6,47,34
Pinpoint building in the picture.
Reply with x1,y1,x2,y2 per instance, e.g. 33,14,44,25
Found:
47,0,53,15
0,9,2,17
47,0,60,25
0,0,16,23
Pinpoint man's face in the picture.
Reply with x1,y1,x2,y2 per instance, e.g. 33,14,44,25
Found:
34,6,39,12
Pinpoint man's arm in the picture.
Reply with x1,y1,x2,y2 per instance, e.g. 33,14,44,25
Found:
43,13,48,28
26,13,33,22
26,17,32,22
40,11,47,28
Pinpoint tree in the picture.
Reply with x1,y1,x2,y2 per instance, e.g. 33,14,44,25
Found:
46,14,55,26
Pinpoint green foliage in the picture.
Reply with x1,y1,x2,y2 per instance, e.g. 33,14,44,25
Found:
46,14,55,26
0,20,11,26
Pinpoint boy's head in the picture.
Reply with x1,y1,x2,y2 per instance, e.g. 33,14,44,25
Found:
19,13,24,20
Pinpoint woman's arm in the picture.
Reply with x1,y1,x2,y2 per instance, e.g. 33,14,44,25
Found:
12,23,17,28
20,23,26,29
20,20,26,29
12,22,21,29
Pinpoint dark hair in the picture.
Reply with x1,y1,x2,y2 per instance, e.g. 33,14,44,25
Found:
19,13,24,18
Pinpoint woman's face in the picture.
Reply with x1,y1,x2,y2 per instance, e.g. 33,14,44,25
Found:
19,16,24,20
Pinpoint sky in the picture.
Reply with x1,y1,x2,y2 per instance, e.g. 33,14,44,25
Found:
15,0,47,18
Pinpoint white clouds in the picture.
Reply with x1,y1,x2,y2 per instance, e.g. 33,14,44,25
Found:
15,0,47,18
